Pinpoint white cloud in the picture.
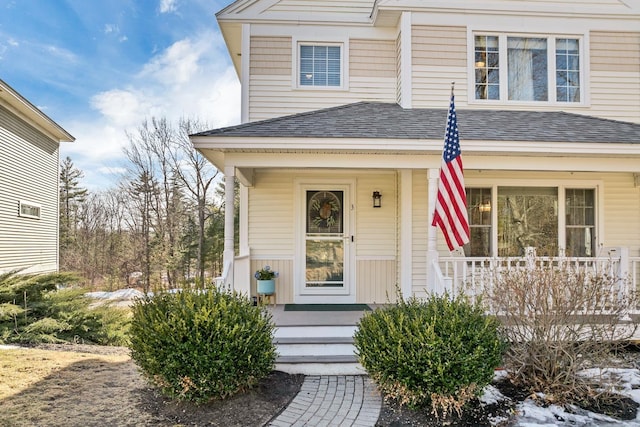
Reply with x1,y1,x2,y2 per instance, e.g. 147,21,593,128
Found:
64,30,241,189
90,89,158,128
159,0,178,13
139,38,203,85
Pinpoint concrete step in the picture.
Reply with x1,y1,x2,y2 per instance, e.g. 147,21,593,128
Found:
275,356,365,375
274,325,357,339
274,325,363,375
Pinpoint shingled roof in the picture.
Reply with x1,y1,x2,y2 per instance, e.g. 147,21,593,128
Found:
194,102,640,144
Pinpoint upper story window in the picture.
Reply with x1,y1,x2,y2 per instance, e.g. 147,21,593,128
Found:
473,34,581,103
299,44,342,87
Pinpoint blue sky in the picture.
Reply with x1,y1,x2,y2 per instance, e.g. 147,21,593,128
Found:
0,0,240,189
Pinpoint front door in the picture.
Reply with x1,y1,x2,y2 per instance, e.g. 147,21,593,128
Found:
295,182,355,303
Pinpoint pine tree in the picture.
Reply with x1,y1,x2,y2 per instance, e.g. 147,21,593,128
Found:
59,156,88,268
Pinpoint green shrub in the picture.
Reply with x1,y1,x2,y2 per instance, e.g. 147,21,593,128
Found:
129,287,276,403
0,271,129,345
354,293,506,417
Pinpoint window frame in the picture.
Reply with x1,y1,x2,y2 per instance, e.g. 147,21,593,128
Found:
18,200,41,219
293,40,347,90
468,31,586,106
465,180,602,258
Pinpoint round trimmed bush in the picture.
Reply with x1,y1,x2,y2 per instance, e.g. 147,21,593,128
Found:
354,293,506,416
129,287,276,402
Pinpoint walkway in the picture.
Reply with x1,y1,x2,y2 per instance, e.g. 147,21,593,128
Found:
267,375,382,427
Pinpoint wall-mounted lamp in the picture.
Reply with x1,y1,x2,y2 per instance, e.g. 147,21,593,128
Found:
478,201,491,212
372,191,382,208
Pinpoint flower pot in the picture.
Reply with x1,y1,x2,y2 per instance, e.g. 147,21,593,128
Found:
257,279,275,295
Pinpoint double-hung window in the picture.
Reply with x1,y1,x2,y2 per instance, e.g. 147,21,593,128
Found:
299,44,342,88
473,34,582,103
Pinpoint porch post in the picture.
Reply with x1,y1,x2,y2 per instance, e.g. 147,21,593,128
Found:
400,169,413,299
426,168,440,293
223,166,236,290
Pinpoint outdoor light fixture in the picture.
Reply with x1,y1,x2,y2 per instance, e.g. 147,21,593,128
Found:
372,191,382,208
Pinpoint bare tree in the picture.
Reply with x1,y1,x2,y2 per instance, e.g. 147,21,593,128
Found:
170,118,219,286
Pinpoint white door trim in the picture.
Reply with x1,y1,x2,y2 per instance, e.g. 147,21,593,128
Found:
294,178,356,304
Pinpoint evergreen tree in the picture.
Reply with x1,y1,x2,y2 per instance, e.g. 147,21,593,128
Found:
59,156,88,269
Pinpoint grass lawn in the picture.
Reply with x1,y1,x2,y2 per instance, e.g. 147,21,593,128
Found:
0,347,159,427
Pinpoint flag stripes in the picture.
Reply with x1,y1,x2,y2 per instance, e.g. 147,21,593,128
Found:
431,92,470,251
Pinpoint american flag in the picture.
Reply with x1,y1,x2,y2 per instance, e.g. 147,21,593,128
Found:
431,92,470,251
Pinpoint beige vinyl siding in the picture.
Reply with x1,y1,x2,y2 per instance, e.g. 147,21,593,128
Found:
249,75,396,121
250,258,294,304
412,26,468,108
589,31,640,123
355,171,398,303
356,259,397,303
248,38,396,121
591,31,640,73
250,36,292,76
411,170,428,295
599,173,640,257
354,171,397,257
350,39,396,78
0,104,59,273
248,171,296,256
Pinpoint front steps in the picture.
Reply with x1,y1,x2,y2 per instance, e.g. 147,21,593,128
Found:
274,324,366,375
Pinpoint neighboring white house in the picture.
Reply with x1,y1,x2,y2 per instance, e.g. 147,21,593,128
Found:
0,79,75,274
191,0,640,305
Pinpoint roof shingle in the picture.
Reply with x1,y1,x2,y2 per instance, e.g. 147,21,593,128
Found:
194,102,640,144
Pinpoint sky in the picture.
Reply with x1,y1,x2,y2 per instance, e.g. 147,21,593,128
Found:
0,0,241,189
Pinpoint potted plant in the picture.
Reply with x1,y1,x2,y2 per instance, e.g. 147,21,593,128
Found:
255,265,278,295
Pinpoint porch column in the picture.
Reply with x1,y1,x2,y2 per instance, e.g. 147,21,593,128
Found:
426,168,439,293
223,166,236,290
400,169,413,299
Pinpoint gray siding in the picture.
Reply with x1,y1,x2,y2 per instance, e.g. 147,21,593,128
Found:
0,104,59,273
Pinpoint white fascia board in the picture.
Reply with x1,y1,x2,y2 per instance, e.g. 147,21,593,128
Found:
220,151,640,172
376,0,640,19
414,10,640,32
253,23,395,39
216,0,281,18
191,136,640,157
0,81,74,143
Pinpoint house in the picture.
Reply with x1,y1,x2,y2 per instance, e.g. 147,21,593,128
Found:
191,0,640,305
0,79,75,274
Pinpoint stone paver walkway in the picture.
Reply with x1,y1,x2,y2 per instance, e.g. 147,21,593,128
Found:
267,375,381,427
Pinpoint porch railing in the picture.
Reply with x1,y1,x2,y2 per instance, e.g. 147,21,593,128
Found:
435,253,640,313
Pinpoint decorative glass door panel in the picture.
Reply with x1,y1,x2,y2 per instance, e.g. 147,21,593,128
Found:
305,190,345,289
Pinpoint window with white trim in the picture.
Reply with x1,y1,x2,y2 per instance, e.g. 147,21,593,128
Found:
19,200,41,219
473,34,581,103
299,44,342,87
465,186,596,257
